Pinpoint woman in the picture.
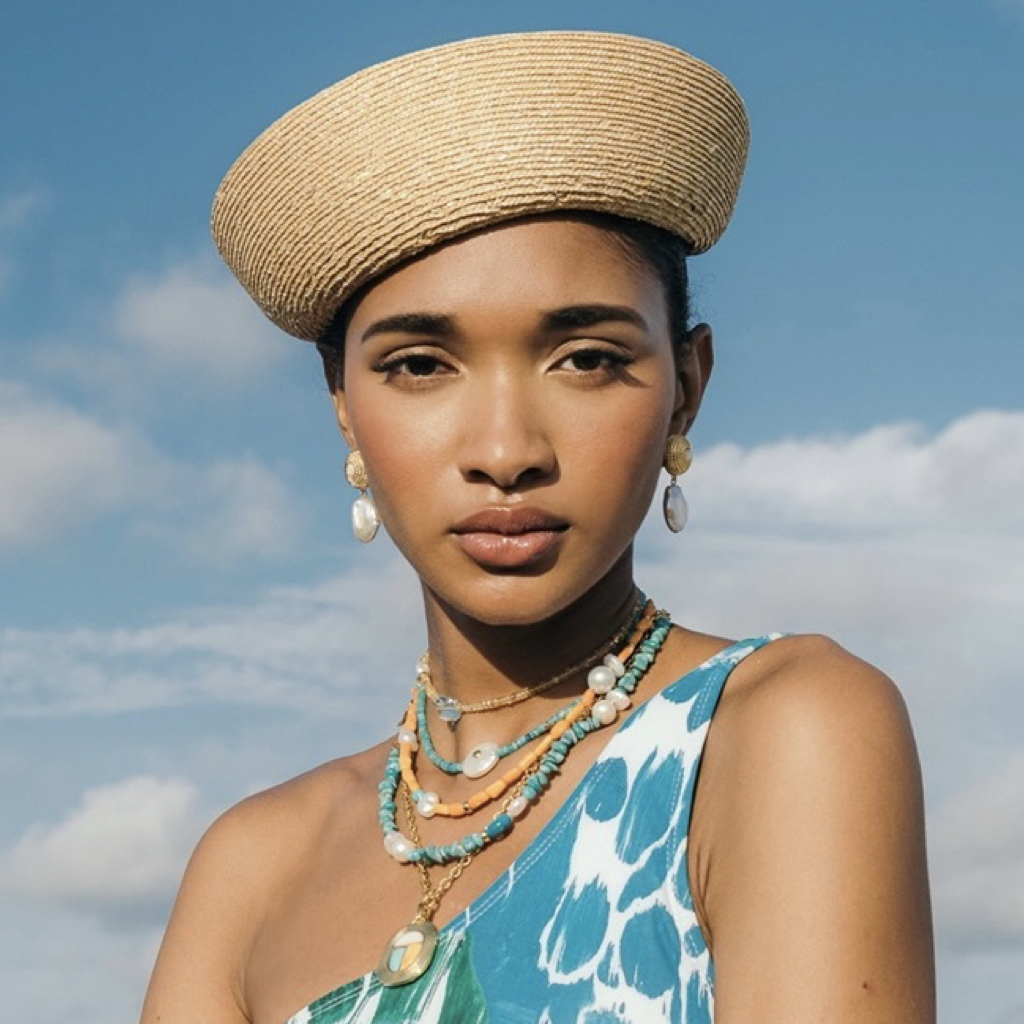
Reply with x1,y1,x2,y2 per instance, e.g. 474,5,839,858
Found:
141,31,934,1024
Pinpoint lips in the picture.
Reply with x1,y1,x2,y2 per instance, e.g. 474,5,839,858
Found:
451,507,568,569
452,507,568,536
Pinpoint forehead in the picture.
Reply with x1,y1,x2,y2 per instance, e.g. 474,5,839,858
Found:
346,217,667,328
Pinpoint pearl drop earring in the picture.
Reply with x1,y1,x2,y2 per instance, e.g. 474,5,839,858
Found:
345,450,380,543
662,435,693,533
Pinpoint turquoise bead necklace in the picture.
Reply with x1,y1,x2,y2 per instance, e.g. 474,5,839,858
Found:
375,606,672,987
379,610,672,868
416,592,647,724
411,595,648,781
415,686,576,776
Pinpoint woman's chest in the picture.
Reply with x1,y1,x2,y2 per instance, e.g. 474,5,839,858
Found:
244,722,707,1024
240,743,608,1024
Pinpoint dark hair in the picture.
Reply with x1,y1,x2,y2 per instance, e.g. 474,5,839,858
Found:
572,211,692,353
317,211,691,387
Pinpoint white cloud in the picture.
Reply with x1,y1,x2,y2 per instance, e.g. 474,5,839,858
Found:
0,372,303,556
2,247,305,552
187,456,303,559
140,454,304,563
0,906,162,1024
24,254,297,424
0,553,422,720
640,409,1024,675
687,410,1024,536
0,379,150,544
1,776,203,925
112,256,286,381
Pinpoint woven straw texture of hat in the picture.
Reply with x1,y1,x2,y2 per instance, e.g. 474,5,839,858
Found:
212,31,749,342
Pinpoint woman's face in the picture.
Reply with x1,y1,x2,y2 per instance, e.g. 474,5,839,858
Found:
334,217,710,626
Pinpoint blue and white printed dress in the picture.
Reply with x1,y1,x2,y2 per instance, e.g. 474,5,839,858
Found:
286,636,778,1024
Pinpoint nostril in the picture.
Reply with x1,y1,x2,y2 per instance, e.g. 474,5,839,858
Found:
458,434,557,489
464,462,553,490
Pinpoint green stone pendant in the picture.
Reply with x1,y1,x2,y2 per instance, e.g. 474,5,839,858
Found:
376,920,439,987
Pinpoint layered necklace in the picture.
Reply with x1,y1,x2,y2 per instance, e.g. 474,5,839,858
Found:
374,594,673,987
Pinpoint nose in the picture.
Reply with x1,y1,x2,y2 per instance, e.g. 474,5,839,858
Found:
457,373,557,490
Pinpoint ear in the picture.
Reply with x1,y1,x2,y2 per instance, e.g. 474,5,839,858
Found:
319,346,357,448
670,322,714,435
330,386,357,449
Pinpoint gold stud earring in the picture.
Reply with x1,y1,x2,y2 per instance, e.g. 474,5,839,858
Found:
345,450,379,543
662,435,693,533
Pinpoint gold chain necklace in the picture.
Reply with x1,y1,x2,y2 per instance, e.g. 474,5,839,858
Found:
403,780,475,917
374,780,491,986
418,592,645,720
374,602,673,988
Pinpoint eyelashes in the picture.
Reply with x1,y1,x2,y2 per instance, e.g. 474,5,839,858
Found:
371,344,636,387
555,347,635,376
373,353,451,379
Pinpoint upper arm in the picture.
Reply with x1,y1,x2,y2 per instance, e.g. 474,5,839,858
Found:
140,800,267,1024
697,636,935,1024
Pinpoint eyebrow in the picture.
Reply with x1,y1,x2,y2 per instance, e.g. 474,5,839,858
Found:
360,304,649,343
540,304,649,332
360,312,457,343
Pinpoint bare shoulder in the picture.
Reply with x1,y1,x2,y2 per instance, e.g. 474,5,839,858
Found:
690,634,935,1023
140,742,389,1024
217,741,384,851
184,740,385,898
721,632,915,750
698,633,924,853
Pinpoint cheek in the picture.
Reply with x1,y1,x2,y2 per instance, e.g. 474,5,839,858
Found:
342,385,459,569
345,393,428,494
577,355,677,471
575,396,670,526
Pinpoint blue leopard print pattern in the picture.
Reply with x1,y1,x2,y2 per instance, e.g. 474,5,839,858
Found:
285,636,779,1024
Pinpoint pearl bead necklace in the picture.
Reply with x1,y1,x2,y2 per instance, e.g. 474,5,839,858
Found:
375,609,672,987
378,608,670,862
416,593,646,722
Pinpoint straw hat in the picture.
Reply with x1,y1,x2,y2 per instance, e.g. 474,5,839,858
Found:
212,31,749,342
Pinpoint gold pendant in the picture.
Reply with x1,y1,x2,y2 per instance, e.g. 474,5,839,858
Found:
375,920,439,987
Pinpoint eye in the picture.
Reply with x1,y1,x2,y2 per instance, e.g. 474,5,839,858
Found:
372,351,455,382
395,355,443,376
554,346,634,376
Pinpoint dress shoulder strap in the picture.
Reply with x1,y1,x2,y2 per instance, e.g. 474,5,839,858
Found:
657,633,784,736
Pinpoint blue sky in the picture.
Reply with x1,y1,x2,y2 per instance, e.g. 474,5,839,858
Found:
1,2,1022,1022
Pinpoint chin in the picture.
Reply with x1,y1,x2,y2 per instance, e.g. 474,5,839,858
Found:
435,555,633,630
427,573,581,629
474,587,571,628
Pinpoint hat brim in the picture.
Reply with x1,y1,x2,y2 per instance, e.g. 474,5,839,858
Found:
211,31,749,342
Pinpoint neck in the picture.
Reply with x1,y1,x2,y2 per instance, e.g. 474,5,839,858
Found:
419,555,639,710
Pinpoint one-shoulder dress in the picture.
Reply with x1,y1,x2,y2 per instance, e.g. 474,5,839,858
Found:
285,635,780,1024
